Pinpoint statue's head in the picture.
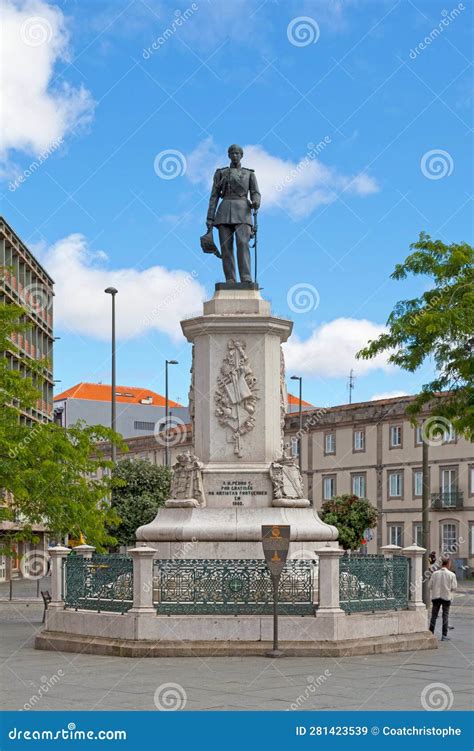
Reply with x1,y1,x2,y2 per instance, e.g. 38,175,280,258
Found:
228,144,243,163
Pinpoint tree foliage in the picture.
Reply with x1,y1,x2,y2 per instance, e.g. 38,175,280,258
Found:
0,303,124,553
357,233,474,439
320,494,378,551
110,459,171,546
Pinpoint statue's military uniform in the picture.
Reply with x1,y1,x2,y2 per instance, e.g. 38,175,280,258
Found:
207,166,261,283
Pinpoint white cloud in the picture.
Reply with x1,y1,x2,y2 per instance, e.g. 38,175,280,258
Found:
283,318,392,378
1,0,94,168
40,234,206,342
371,390,409,401
186,137,379,220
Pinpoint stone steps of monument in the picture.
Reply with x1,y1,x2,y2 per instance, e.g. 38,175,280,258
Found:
35,630,437,658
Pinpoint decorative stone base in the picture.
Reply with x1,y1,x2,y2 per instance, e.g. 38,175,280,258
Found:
137,506,337,546
35,630,436,658
36,606,435,658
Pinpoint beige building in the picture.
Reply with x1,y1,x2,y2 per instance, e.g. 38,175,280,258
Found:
107,394,473,576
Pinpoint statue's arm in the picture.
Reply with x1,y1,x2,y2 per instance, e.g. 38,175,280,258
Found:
206,169,221,226
249,171,261,210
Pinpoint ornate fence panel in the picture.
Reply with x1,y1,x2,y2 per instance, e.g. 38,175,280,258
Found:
339,554,408,614
64,554,133,614
154,559,313,615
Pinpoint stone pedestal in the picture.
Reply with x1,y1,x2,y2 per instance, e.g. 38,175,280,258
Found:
402,544,427,611
316,544,345,615
137,287,337,556
128,546,156,615
48,546,70,609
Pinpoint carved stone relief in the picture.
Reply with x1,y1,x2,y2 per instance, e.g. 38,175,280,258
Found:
214,339,259,457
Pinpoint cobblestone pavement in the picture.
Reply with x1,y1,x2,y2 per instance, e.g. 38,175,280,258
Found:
0,586,472,711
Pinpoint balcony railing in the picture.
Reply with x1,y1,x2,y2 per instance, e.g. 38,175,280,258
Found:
431,491,463,510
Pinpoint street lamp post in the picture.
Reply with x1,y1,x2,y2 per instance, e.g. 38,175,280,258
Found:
104,287,118,463
165,359,178,468
290,375,303,469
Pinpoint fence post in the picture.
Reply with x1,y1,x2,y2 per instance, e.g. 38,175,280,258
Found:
380,544,402,559
73,544,95,560
48,546,71,609
128,546,156,614
317,544,345,614
401,544,426,610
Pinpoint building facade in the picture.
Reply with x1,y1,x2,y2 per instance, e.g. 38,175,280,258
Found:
105,395,473,575
1,217,54,421
54,383,189,437
0,217,54,581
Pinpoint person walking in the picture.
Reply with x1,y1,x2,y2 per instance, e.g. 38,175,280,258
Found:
428,555,457,641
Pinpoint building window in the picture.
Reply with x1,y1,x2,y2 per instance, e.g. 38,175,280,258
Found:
415,425,423,445
324,432,336,455
134,420,156,431
413,470,423,497
470,524,474,556
353,429,365,452
440,467,458,506
352,473,366,498
388,524,403,547
388,471,403,498
290,436,299,458
470,466,474,496
389,425,402,448
441,523,457,554
322,475,336,501
443,424,456,443
413,523,423,547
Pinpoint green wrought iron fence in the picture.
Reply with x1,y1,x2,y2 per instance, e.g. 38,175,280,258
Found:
153,559,314,615
339,554,408,614
64,554,133,613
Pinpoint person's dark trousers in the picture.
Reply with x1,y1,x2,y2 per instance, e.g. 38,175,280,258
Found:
429,598,451,637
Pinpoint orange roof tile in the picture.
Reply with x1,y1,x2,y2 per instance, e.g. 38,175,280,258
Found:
287,393,313,407
54,382,182,408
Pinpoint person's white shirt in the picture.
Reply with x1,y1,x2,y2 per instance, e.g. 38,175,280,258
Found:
429,566,457,601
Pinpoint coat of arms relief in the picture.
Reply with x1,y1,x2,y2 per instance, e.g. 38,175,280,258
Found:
215,339,259,457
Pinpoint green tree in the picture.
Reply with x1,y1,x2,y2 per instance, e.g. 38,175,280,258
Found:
0,303,124,553
110,459,171,546
320,495,378,551
357,233,474,439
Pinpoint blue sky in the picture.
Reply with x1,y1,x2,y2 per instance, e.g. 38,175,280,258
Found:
2,0,472,409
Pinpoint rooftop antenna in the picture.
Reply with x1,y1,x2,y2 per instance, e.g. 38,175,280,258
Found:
347,369,356,404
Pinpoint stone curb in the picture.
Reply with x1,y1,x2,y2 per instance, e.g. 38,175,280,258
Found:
35,631,437,658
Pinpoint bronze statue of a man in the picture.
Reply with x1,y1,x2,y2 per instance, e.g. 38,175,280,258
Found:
206,144,261,284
